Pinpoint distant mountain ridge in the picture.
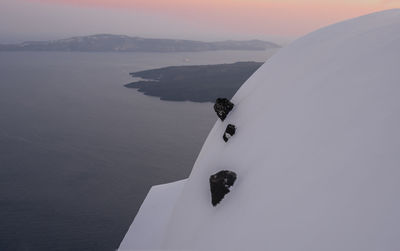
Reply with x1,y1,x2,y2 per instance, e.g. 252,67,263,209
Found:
0,34,280,52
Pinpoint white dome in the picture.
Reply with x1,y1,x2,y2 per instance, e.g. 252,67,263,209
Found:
120,9,400,251
163,9,400,250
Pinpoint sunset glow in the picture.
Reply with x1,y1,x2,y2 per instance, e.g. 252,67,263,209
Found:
33,0,400,37
1,0,398,43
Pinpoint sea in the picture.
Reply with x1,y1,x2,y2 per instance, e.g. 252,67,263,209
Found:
0,49,276,250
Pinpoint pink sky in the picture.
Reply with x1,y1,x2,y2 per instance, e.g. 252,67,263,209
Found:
35,0,399,37
1,0,399,43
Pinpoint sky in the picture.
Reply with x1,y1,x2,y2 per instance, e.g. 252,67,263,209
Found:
0,0,399,43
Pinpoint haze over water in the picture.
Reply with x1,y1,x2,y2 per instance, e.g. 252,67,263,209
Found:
0,50,274,250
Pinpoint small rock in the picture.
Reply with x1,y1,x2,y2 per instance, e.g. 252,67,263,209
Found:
214,98,234,121
223,124,236,142
209,170,237,206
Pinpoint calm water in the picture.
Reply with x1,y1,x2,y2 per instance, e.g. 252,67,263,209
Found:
0,50,275,250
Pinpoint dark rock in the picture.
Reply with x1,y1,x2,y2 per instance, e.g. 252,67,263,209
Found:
126,62,264,102
209,170,237,206
214,98,234,121
223,124,236,142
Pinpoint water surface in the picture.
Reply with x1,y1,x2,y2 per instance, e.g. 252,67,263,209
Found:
0,50,275,250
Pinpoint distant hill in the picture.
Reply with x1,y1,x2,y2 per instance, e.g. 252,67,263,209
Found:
0,34,280,52
125,61,263,102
